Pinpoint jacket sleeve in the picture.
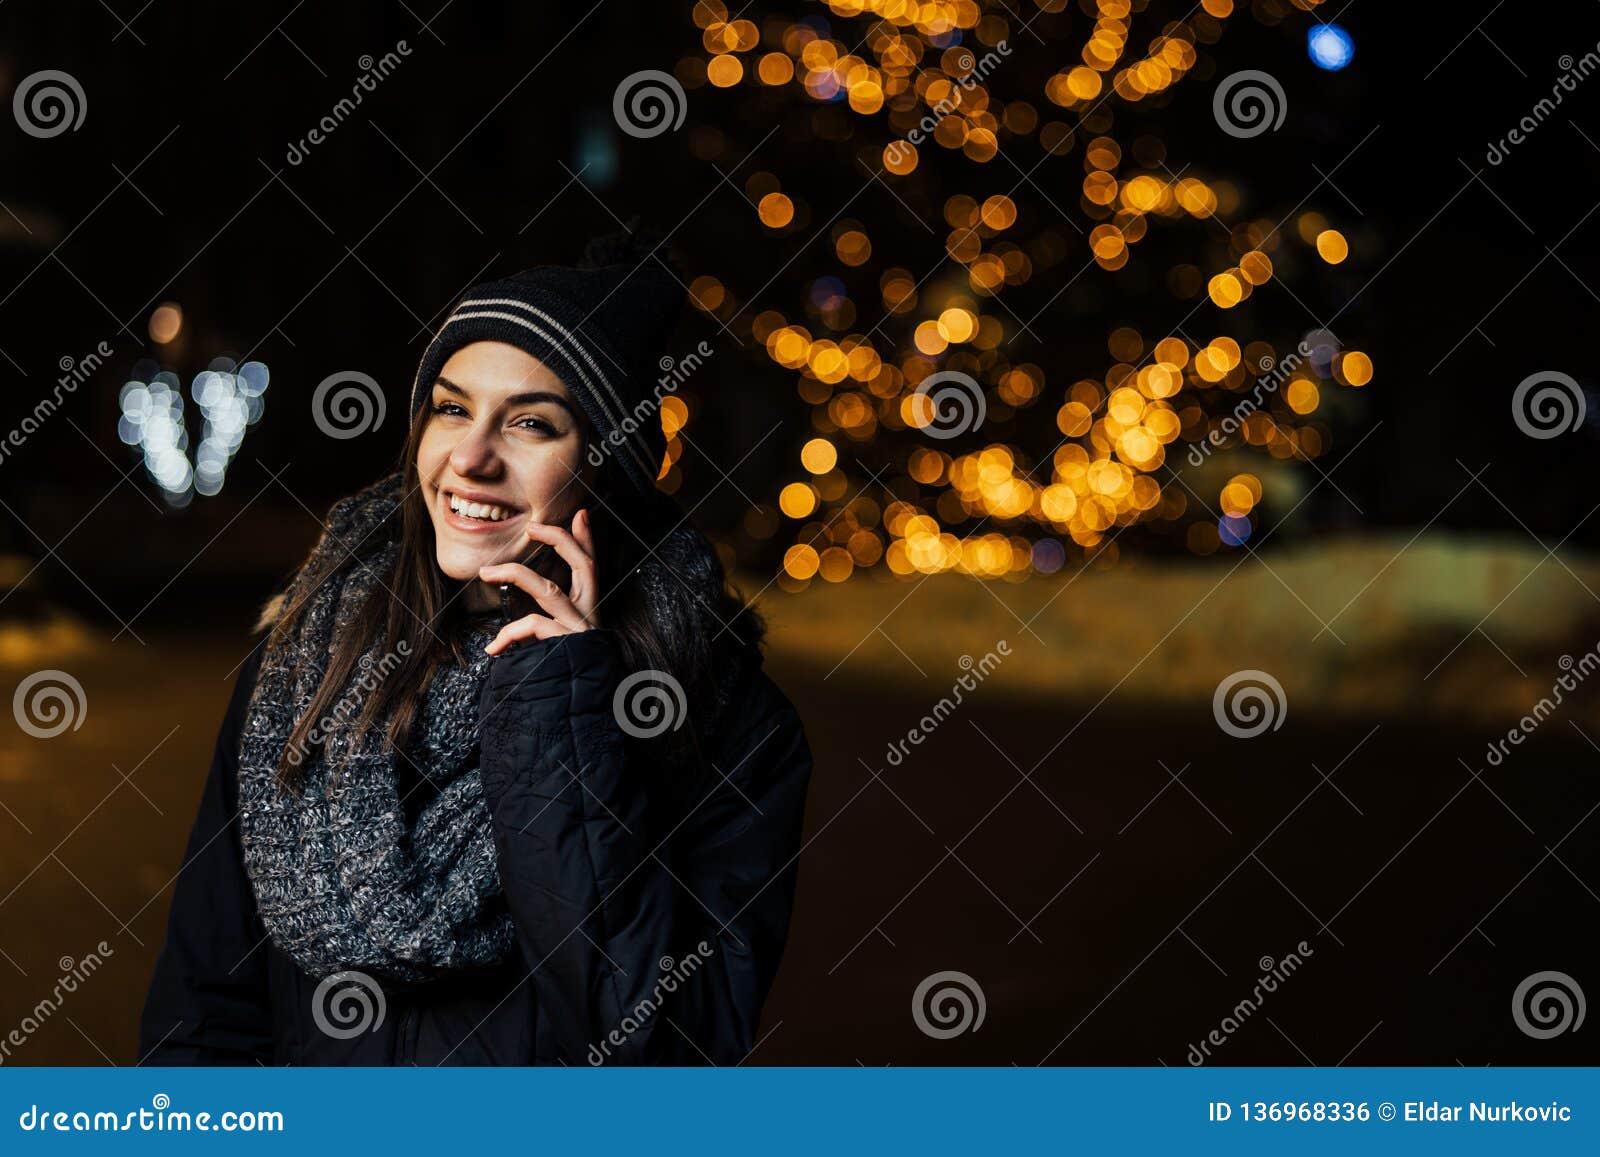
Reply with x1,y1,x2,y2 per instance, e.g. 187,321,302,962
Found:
138,650,275,1065
477,628,812,1065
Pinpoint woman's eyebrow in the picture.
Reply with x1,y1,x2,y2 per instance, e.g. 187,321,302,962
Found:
434,376,576,416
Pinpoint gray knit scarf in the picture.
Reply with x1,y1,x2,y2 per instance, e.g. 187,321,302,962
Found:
237,476,516,983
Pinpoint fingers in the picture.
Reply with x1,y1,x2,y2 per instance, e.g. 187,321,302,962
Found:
524,513,599,623
478,562,588,632
571,507,596,556
485,612,565,655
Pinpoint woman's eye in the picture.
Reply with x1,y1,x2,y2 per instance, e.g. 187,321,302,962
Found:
431,401,467,418
513,416,558,435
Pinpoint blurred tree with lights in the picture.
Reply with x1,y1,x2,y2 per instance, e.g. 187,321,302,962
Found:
671,0,1373,587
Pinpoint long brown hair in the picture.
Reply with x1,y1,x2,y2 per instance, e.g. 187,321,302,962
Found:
263,409,761,789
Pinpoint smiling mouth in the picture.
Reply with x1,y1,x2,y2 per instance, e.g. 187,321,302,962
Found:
445,490,517,523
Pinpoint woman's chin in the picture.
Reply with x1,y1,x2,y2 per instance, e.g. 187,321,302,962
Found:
435,542,511,583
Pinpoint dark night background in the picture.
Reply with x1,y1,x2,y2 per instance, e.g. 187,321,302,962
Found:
0,1,1597,1066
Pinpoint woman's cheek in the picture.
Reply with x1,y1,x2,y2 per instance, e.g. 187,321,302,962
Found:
414,429,448,477
520,442,586,516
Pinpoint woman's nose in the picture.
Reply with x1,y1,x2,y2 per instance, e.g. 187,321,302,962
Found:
448,421,502,478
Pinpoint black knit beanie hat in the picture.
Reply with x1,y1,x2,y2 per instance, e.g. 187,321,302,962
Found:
409,230,683,495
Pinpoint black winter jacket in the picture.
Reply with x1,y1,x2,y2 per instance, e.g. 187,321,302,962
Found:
138,629,812,1065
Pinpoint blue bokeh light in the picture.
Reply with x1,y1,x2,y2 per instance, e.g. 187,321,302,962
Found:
809,276,847,311
1031,538,1066,575
1219,515,1253,547
1307,24,1355,71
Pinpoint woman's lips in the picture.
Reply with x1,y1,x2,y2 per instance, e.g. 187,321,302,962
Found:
439,489,522,534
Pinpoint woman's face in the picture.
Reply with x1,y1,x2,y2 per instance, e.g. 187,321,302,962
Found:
416,341,591,584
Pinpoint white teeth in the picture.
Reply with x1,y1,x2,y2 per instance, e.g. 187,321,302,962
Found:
448,494,510,522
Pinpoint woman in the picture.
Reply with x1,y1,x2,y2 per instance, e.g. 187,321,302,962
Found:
138,238,814,1065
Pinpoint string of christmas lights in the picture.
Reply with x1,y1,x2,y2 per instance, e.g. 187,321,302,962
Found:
672,0,1373,587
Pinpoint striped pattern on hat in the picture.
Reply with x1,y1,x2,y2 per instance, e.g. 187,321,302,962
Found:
409,254,683,496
